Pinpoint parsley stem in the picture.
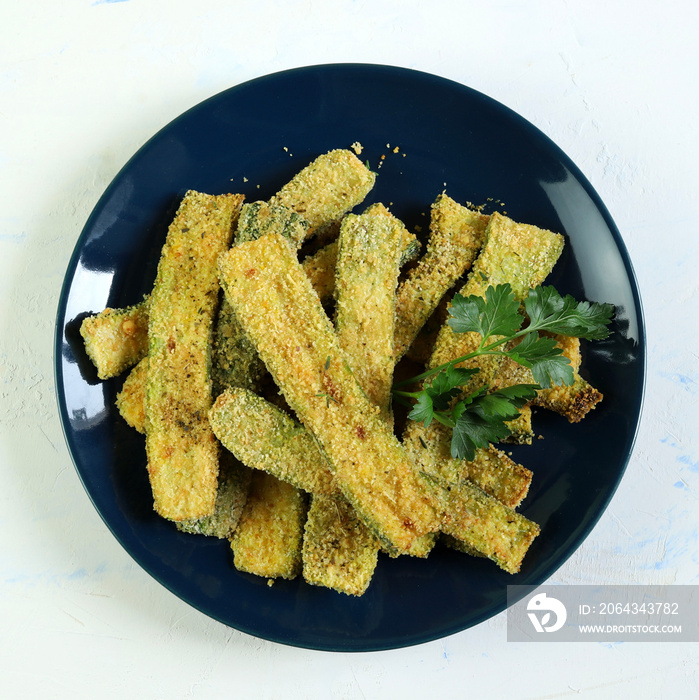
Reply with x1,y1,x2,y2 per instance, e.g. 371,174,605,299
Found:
392,389,422,399
392,335,516,389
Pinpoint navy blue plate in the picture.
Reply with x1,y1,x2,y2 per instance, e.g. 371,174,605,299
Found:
55,64,645,651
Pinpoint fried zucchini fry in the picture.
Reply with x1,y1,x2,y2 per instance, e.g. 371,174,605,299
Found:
535,374,603,422
423,475,540,574
269,149,376,237
209,387,336,496
230,471,307,580
80,298,149,379
308,204,415,590
301,222,420,309
335,203,416,421
176,453,252,538
145,191,244,521
394,194,489,361
302,494,379,597
218,232,439,554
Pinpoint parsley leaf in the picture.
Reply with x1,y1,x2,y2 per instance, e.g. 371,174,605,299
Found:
524,286,614,340
471,383,540,420
507,333,574,388
448,283,523,339
407,391,438,426
428,365,478,407
450,409,509,461
406,365,477,426
449,385,536,461
442,384,540,461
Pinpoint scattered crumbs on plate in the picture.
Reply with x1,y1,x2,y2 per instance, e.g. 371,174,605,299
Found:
267,579,275,587
415,224,423,233
351,141,363,155
256,184,260,189
393,146,400,154
243,177,248,182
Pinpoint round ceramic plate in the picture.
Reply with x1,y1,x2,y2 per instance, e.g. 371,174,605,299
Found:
55,64,645,652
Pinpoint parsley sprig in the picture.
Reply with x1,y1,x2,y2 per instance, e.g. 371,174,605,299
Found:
393,284,614,460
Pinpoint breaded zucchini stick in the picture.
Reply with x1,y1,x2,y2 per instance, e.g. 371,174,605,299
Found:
302,494,379,597
146,191,244,521
269,149,376,238
230,471,307,580
176,453,252,538
394,194,489,361
301,224,421,309
308,204,414,590
209,387,336,496
80,298,149,379
335,203,416,421
535,374,603,422
218,232,439,554
423,475,540,574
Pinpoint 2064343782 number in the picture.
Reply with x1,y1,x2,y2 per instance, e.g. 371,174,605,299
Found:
598,602,679,615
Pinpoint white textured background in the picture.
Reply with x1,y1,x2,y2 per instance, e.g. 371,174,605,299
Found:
1,1,698,698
